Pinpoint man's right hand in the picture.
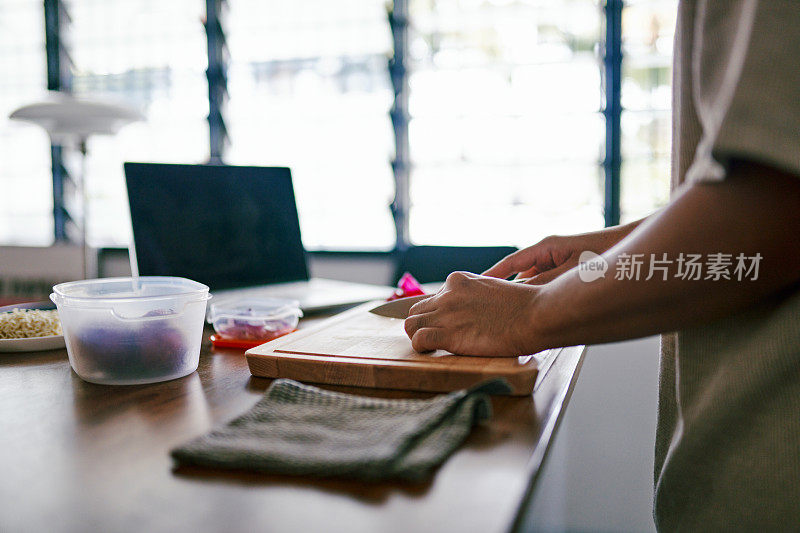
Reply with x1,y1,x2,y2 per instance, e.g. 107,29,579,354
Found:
483,220,645,284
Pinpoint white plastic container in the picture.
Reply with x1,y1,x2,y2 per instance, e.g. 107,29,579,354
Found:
51,277,210,385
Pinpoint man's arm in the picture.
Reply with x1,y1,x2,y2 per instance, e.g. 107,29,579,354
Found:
404,160,800,356
482,217,647,285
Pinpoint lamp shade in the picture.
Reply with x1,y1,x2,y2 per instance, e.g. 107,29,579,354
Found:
9,92,144,144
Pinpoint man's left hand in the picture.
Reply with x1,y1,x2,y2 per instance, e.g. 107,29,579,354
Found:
404,271,541,356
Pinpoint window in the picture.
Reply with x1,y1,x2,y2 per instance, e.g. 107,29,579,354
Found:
1,0,677,250
408,0,605,247
69,0,209,247
226,0,397,251
0,0,51,245
620,0,676,222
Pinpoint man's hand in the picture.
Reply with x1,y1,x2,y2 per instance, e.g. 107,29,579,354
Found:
483,220,644,284
404,271,542,356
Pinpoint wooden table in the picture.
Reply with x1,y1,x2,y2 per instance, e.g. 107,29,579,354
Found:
0,313,585,533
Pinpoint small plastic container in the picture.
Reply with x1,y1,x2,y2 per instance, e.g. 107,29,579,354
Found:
207,298,302,344
51,277,210,385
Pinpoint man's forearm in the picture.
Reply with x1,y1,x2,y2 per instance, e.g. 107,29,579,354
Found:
531,160,800,351
611,217,647,239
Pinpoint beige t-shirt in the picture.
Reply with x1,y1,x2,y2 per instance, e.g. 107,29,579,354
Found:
656,1,800,530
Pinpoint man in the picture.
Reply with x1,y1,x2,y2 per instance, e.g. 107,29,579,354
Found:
404,1,800,529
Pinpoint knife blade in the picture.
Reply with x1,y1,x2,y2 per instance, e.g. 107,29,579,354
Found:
368,294,430,319
369,277,532,319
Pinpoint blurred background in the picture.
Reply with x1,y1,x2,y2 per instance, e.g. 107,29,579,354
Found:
1,0,675,252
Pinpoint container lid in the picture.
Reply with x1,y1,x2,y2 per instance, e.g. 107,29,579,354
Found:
52,276,209,304
207,298,303,322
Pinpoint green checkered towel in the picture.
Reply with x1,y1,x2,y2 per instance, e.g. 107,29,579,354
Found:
171,378,510,481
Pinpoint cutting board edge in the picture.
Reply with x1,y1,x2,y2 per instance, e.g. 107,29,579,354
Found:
246,348,539,374
245,350,537,396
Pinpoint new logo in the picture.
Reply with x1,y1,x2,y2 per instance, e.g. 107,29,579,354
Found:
577,251,608,282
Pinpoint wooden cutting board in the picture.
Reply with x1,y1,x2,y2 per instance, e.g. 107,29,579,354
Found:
246,302,557,395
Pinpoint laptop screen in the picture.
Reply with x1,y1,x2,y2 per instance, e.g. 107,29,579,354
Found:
124,163,309,290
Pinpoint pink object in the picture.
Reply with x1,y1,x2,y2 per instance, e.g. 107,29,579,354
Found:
387,272,426,301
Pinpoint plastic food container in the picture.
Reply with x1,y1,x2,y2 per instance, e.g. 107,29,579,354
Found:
51,277,210,385
207,298,302,342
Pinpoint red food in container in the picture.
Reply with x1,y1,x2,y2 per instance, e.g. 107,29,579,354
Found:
207,298,302,350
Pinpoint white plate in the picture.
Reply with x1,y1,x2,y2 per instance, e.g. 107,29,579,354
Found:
0,334,65,353
0,301,65,353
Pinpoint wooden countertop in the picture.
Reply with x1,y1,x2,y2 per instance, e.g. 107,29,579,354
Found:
0,313,585,533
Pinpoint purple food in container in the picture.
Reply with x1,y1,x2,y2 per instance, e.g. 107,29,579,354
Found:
51,277,210,385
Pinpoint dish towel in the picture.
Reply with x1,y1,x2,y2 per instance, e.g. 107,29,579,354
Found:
171,378,510,481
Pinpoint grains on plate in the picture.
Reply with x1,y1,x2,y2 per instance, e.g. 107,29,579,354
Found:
0,308,62,339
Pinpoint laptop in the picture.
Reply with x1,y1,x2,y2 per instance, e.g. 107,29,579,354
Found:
124,162,392,313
